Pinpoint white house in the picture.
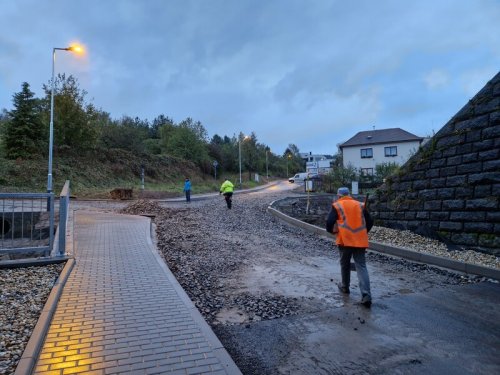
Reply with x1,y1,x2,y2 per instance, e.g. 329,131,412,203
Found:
300,152,334,175
339,128,423,176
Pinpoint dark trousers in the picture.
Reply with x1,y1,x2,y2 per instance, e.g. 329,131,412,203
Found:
185,190,191,202
339,246,371,299
223,192,233,209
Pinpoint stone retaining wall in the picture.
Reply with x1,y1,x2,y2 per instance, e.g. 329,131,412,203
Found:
371,72,500,255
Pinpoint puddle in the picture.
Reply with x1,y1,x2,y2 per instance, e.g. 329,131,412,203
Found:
398,288,414,294
237,256,339,299
216,307,249,324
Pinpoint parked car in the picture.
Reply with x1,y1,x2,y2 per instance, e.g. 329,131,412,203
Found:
289,172,308,183
289,172,319,183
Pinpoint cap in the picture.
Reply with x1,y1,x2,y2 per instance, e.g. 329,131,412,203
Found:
337,187,350,196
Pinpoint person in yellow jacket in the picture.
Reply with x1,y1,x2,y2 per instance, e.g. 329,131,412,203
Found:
219,178,234,209
326,187,374,307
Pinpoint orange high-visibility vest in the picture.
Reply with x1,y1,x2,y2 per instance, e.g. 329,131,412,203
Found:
333,196,369,248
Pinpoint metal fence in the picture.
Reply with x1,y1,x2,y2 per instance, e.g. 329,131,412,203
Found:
0,181,70,260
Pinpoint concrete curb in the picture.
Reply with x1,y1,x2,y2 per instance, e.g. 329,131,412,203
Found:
0,257,70,269
267,204,500,281
14,258,76,375
14,207,76,374
145,217,243,375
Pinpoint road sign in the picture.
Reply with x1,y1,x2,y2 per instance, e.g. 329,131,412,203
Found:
213,160,218,180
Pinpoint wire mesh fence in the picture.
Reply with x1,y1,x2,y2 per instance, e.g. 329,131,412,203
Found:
0,193,54,259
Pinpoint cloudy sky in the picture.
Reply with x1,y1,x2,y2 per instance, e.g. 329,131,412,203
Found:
1,0,499,155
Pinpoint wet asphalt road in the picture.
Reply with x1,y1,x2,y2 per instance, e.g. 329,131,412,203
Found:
213,182,500,375
215,279,499,375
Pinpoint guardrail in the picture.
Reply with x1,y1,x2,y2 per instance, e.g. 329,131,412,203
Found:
0,181,71,261
54,181,70,257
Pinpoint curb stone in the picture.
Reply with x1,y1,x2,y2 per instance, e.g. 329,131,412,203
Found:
14,258,75,375
267,205,500,281
14,207,76,374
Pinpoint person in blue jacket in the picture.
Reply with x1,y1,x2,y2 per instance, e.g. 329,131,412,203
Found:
183,177,191,203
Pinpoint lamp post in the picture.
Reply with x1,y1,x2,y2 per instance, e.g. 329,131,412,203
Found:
48,45,83,198
286,153,292,177
266,148,270,179
238,135,249,189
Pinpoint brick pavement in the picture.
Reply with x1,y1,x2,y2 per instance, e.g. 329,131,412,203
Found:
32,211,241,375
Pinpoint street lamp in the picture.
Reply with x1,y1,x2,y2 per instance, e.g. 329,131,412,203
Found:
266,148,270,180
48,44,84,198
239,135,249,188
286,153,292,177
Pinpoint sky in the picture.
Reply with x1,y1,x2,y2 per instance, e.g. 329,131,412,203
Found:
1,0,499,155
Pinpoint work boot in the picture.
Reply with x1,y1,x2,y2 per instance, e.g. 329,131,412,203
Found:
337,282,350,294
361,294,372,308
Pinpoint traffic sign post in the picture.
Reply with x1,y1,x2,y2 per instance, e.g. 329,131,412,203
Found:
213,160,218,180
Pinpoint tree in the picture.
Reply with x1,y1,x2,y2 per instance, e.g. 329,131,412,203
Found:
151,114,173,139
160,117,210,168
3,82,45,159
283,143,303,175
143,115,174,154
375,162,399,180
320,151,358,193
213,135,238,174
242,132,259,179
42,74,98,151
285,143,300,157
0,109,10,155
99,116,150,153
207,134,224,170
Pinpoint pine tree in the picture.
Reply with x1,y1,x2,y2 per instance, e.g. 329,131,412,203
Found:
4,82,44,159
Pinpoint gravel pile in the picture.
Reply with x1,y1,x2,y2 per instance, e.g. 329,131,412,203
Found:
369,226,500,270
153,201,302,324
119,199,169,217
0,263,64,375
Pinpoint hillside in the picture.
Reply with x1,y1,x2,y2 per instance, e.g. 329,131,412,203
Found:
0,148,215,198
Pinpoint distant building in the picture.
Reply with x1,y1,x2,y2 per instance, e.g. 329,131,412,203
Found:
339,128,424,176
300,152,335,175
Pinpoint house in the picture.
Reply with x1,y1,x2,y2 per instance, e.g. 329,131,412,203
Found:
339,128,424,176
300,152,335,175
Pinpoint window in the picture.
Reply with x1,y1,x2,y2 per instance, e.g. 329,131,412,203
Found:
360,148,373,158
361,168,374,176
385,146,397,157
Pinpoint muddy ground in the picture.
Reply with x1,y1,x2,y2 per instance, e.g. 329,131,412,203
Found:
117,183,499,375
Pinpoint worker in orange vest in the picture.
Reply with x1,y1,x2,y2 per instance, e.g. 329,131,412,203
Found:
326,187,374,308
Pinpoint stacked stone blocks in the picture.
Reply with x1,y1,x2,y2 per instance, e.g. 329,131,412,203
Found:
372,72,500,255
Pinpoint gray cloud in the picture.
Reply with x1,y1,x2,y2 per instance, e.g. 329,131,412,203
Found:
1,0,499,154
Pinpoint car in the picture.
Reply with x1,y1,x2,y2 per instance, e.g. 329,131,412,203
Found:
289,172,308,183
288,172,320,183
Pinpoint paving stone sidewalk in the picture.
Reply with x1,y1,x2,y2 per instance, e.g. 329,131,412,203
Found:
31,210,241,375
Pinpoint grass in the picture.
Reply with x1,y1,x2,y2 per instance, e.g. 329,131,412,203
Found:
0,150,272,199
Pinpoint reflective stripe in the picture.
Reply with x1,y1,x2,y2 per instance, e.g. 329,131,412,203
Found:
333,197,369,247
333,202,366,233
